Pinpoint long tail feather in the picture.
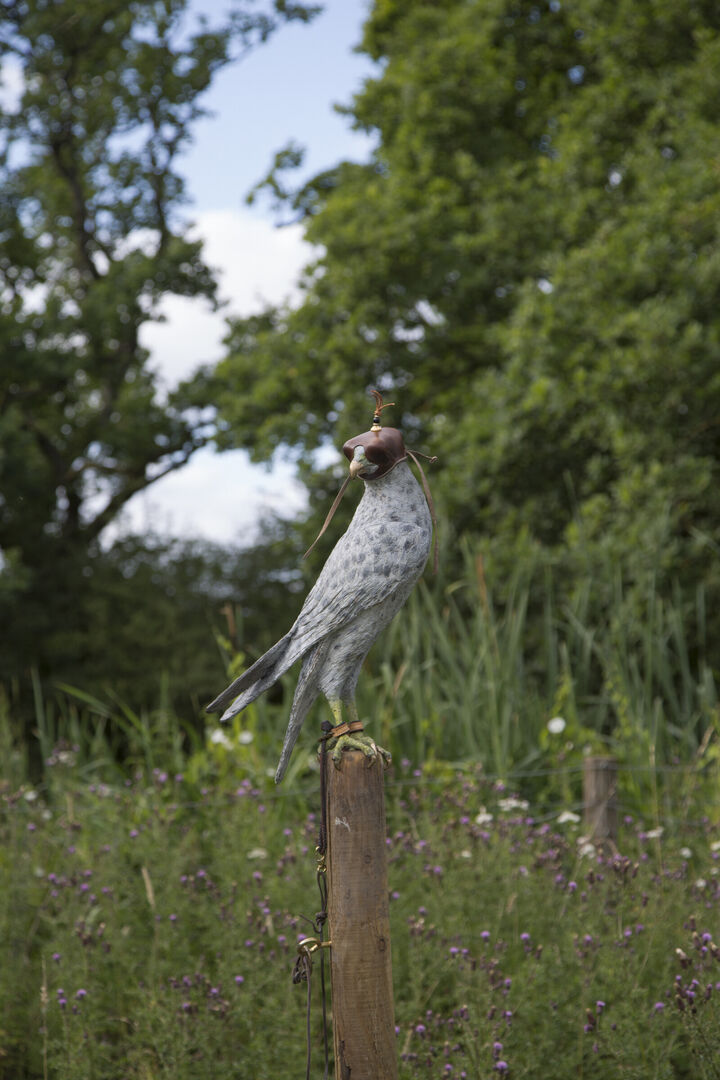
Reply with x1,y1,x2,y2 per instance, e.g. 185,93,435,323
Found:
274,643,328,784
206,634,292,716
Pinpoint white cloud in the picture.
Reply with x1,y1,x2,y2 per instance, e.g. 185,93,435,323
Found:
141,208,315,387
116,447,308,545
121,208,316,544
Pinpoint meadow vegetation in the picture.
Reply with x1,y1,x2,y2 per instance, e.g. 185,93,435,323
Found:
3,557,720,1079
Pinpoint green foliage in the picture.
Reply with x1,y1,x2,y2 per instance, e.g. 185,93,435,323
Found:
3,526,313,743
215,0,720,666
342,542,718,826
0,0,316,689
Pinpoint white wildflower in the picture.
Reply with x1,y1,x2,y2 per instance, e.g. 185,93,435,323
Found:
557,810,581,825
680,847,693,860
24,789,38,802
475,809,494,825
247,847,268,861
498,796,529,813
710,839,720,853
459,850,472,860
209,729,232,749
547,716,566,735
645,827,664,840
238,730,254,745
696,879,707,890
577,837,596,858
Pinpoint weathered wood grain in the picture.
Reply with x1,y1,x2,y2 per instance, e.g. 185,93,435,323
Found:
325,750,397,1080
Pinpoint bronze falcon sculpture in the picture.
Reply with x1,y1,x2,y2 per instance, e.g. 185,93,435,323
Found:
207,393,436,783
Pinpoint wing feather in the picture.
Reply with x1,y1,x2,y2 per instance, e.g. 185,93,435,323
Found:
207,520,430,721
282,521,429,660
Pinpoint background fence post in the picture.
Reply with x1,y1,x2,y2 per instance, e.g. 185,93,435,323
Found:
325,750,397,1080
583,755,618,846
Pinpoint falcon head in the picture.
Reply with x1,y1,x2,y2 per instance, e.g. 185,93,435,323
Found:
343,426,408,481
302,389,437,565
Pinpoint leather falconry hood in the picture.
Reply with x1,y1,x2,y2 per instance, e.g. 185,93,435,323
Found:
304,390,439,572
342,419,407,481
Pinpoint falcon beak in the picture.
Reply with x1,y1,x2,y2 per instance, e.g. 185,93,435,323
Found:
349,446,378,479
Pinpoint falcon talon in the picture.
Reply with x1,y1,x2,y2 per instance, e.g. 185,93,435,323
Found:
378,746,392,770
205,389,436,784
327,732,382,769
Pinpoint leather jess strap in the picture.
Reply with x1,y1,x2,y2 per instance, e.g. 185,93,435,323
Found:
328,720,364,739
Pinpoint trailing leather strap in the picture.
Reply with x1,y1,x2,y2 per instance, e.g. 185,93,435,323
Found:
406,449,439,575
303,474,352,561
303,454,439,573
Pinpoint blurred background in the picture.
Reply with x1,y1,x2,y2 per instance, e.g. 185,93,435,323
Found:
1,0,719,781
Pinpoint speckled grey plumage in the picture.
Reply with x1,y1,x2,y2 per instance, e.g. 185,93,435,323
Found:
207,460,432,783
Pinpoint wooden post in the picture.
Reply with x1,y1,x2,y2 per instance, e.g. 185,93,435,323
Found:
325,750,397,1080
583,755,618,846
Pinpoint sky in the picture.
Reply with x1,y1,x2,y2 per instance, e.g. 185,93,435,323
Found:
123,0,377,545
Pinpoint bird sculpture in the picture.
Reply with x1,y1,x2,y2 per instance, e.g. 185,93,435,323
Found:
207,391,436,784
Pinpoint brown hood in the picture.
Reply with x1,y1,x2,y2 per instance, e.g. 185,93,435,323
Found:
342,425,407,480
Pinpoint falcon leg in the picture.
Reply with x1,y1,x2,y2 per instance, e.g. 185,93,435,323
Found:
325,700,392,770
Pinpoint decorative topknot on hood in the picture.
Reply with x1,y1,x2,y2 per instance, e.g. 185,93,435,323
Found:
342,390,408,481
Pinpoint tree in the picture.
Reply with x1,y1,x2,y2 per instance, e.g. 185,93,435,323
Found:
216,0,720,627
0,0,317,684
72,524,307,717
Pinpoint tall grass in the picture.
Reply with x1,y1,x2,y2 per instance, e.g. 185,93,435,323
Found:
6,541,718,821
359,545,718,782
3,543,720,1078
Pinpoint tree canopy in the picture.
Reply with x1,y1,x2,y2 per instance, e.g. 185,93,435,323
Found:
3,0,720,723
0,0,316,688
217,0,720,623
